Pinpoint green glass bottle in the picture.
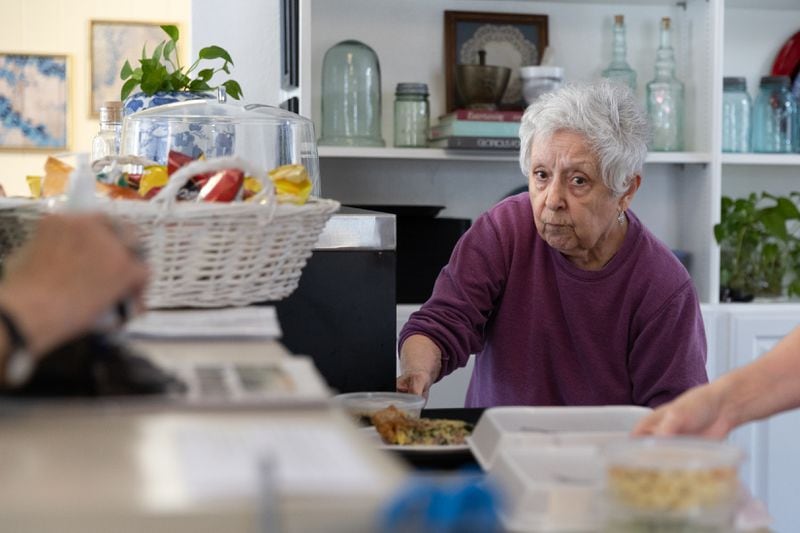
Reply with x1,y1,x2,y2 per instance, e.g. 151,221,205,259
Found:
602,15,637,92
646,17,685,151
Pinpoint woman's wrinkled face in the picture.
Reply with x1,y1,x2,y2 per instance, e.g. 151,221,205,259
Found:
528,130,631,267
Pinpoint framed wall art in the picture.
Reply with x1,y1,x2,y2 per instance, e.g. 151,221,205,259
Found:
0,53,68,150
90,20,174,117
445,11,548,112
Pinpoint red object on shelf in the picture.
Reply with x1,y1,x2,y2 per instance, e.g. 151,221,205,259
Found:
772,30,800,81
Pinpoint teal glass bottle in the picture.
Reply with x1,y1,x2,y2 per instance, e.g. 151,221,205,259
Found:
601,15,637,92
646,17,685,151
319,40,385,147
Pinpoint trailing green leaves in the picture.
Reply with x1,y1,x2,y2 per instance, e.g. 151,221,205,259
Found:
715,191,800,300
119,24,243,101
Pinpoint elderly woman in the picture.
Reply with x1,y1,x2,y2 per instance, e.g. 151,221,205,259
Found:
397,80,707,408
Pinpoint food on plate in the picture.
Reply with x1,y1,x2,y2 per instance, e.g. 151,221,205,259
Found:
370,405,473,446
268,163,312,205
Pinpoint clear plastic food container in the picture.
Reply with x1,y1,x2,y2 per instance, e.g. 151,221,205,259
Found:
333,391,425,425
468,405,651,469
120,96,321,194
602,437,743,532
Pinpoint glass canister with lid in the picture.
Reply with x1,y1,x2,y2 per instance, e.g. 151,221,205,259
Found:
393,82,429,148
722,77,751,153
752,75,798,153
319,40,385,147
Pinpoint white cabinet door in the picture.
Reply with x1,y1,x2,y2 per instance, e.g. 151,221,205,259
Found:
726,310,800,533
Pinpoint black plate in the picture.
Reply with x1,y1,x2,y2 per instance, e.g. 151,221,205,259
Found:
345,204,445,218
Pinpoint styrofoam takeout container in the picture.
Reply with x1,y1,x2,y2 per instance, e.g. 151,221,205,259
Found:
467,406,652,470
490,446,603,532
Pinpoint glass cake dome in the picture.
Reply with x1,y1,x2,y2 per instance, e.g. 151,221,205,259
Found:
120,97,321,194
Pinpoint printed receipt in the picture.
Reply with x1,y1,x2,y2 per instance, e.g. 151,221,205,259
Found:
125,306,282,339
174,422,386,502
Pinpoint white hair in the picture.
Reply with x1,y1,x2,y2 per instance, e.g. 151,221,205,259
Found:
518,79,650,196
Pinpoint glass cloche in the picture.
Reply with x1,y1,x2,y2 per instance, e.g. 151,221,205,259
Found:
120,96,321,194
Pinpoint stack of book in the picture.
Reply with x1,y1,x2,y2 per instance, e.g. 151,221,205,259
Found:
428,109,523,150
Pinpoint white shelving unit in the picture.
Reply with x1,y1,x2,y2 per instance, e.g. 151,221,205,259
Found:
302,0,719,302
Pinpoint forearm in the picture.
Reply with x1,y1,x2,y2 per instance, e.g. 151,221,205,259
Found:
718,325,800,427
400,334,443,383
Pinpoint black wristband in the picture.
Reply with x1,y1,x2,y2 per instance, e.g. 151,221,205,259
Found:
0,305,26,352
0,305,33,388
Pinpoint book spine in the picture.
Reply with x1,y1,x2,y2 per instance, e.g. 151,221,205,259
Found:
430,121,520,139
429,136,521,150
442,109,524,122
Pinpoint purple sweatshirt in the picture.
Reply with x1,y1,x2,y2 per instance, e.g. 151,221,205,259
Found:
399,193,708,408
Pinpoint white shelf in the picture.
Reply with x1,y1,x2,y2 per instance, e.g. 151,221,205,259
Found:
319,146,712,165
461,0,684,5
721,153,800,166
318,146,517,161
727,0,800,10
645,152,712,164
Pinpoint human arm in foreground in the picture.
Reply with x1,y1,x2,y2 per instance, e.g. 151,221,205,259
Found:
633,325,800,437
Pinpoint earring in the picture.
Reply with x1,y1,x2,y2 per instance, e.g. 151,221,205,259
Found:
617,210,626,225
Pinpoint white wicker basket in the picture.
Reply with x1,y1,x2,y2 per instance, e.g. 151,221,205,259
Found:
0,157,340,308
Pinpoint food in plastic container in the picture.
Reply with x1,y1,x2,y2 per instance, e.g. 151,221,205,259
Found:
602,437,743,532
333,391,425,426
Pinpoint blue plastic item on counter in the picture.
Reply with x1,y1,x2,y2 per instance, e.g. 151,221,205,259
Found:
380,472,503,533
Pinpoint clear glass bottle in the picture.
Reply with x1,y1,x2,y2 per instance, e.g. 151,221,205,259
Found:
91,101,122,161
646,17,685,151
319,40,385,147
752,75,798,153
602,15,637,92
722,77,751,153
394,83,429,148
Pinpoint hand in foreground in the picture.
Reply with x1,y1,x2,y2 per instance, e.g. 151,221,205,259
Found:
0,213,150,358
631,382,734,439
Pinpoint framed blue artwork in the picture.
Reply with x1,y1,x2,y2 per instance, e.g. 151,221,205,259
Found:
0,53,68,150
90,20,174,117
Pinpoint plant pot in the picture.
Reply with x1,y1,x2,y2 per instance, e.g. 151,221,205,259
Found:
121,91,234,164
720,286,754,303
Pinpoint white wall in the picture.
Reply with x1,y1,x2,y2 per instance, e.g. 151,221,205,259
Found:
191,0,283,107
0,0,191,196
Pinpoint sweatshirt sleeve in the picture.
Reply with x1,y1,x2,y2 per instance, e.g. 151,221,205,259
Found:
628,280,709,407
398,211,510,380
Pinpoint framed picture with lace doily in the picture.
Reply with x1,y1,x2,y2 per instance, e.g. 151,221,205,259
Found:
445,11,548,112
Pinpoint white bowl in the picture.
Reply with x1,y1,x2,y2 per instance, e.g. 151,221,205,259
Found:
519,65,565,106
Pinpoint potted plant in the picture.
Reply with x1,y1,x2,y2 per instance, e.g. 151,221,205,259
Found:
119,24,243,116
715,191,800,302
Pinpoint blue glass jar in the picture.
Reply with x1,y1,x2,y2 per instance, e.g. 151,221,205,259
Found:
722,77,751,153
319,40,385,147
752,75,798,153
